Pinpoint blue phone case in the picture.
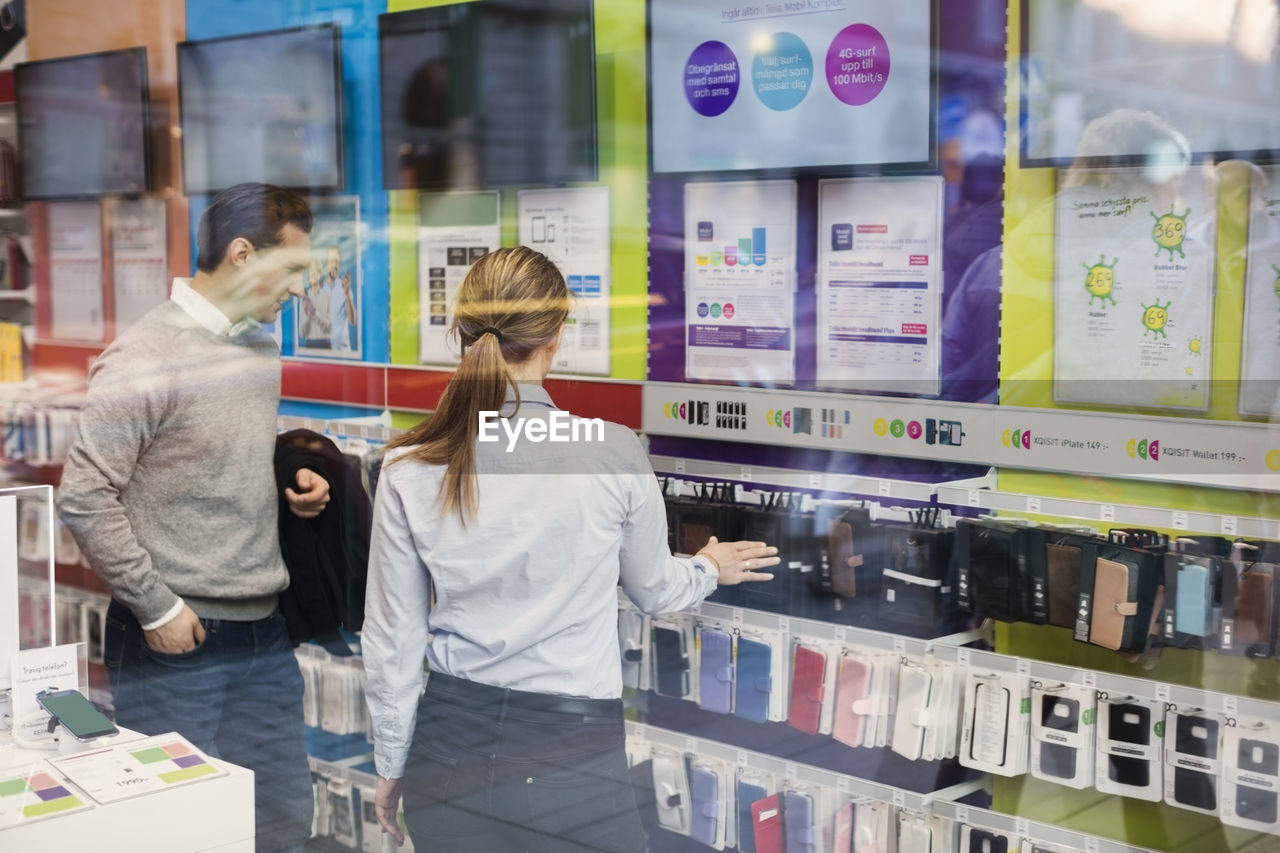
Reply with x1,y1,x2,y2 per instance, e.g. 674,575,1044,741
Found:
690,766,719,846
736,778,767,853
698,629,733,714
783,790,815,853
1176,562,1211,636
734,636,772,723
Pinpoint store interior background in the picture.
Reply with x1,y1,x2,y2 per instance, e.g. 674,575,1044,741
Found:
10,0,1280,850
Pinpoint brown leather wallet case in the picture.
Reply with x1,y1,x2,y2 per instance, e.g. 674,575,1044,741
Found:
1092,557,1138,650
829,520,858,597
680,522,712,557
1236,570,1274,647
1047,543,1082,629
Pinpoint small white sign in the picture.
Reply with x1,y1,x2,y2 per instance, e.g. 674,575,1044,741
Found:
10,643,83,743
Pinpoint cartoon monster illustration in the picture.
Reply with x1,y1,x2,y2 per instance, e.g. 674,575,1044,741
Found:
1272,264,1280,301
1083,255,1118,306
1141,300,1171,339
1151,205,1189,260
1187,337,1202,356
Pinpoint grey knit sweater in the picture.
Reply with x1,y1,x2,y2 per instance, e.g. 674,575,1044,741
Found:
58,300,287,624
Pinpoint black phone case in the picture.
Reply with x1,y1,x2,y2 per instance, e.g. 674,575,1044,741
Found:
652,626,689,698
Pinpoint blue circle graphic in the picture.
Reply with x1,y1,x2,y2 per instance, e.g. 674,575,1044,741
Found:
752,32,813,112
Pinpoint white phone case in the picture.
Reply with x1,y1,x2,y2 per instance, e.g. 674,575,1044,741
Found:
651,748,692,835
898,811,933,851
892,664,933,761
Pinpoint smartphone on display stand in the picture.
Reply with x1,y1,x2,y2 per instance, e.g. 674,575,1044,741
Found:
36,688,119,741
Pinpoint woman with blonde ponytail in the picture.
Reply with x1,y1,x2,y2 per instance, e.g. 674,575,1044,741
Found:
363,247,779,852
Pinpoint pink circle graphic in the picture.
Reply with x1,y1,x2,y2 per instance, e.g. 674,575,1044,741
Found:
723,303,735,319
825,24,890,106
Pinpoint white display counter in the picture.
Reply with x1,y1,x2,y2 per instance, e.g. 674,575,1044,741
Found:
0,728,254,852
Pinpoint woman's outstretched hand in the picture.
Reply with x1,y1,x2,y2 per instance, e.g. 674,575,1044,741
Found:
695,536,781,585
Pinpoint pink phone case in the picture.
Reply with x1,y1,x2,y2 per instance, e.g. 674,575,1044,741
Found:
787,644,827,735
831,655,871,748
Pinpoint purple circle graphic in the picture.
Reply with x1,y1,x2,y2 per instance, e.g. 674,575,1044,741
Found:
684,41,740,117
826,24,890,106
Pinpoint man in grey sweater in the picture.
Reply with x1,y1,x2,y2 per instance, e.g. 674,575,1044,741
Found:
59,183,330,853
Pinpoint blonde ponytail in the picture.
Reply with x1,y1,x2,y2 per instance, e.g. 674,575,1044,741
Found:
389,247,570,520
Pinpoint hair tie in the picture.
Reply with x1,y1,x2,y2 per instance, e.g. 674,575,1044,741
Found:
478,326,504,343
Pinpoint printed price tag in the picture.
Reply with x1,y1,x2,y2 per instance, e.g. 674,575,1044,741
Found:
893,637,906,655
1224,695,1239,716
1084,838,1099,853
1026,496,1042,514
1016,658,1031,677
836,777,852,794
957,648,971,668
633,724,647,740
674,459,685,475
1156,683,1172,702
955,805,969,825
1015,818,1029,838
879,479,893,497
690,603,701,616
833,627,847,644
891,790,905,808
736,749,748,768
684,736,698,754
784,763,797,781
732,609,744,626
1172,511,1189,531
778,617,791,634
1100,504,1116,523
967,490,982,507
740,466,753,482
1221,515,1238,536
810,473,822,490
1083,671,1097,689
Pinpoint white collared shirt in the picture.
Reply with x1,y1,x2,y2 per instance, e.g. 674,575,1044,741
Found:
170,278,255,338
362,384,718,779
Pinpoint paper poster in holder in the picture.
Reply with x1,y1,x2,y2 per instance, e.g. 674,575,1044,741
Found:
1,485,56,700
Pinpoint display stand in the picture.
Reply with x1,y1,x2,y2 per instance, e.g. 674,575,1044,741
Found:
0,727,253,852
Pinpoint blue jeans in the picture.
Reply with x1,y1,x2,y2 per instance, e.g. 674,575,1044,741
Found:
104,599,313,853
404,671,646,853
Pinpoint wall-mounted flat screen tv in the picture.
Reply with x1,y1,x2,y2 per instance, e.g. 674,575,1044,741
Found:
16,47,150,200
1022,0,1280,167
179,24,344,194
379,0,597,190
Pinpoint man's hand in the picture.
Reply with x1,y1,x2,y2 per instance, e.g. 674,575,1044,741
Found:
374,776,406,846
144,605,205,654
286,468,330,519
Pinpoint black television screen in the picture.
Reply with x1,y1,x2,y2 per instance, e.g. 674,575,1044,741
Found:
1021,0,1280,167
16,47,150,200
379,0,597,190
178,24,344,194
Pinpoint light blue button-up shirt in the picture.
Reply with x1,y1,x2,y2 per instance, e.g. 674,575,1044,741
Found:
362,383,718,779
